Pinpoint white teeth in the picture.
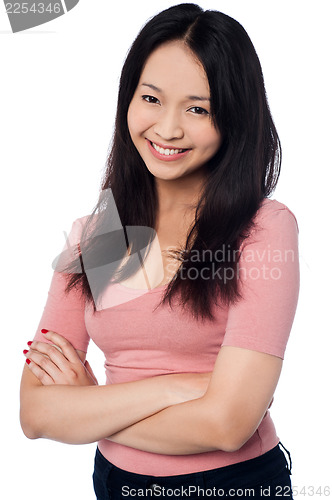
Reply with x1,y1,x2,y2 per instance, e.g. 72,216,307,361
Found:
151,142,185,156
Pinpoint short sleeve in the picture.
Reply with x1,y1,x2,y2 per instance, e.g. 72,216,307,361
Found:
33,218,90,353
222,201,300,359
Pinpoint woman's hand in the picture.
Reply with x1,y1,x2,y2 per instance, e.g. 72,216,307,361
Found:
23,331,98,386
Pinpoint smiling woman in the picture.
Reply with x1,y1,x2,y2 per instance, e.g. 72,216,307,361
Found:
127,41,222,182
20,3,299,500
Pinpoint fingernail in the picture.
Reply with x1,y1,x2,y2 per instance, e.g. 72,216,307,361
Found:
26,359,31,365
41,329,48,334
27,341,33,346
23,349,29,355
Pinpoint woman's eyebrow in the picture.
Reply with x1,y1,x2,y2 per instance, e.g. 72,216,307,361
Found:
141,83,162,92
187,95,210,102
140,83,210,102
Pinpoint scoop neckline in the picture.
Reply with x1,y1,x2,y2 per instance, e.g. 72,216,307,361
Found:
109,201,273,296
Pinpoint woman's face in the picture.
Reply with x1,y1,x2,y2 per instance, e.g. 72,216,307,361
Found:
127,41,222,183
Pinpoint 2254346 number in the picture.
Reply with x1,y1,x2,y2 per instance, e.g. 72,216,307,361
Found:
5,3,62,14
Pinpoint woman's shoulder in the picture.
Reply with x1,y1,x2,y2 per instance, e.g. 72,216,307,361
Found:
255,197,299,233
67,214,96,244
239,198,299,252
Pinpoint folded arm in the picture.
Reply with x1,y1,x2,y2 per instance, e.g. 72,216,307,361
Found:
107,345,282,454
20,331,210,444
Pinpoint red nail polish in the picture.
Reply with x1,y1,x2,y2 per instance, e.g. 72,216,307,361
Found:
41,329,48,334
26,359,31,365
27,341,33,346
23,349,29,355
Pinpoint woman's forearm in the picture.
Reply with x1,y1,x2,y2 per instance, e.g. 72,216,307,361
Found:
107,394,234,454
21,376,189,444
20,370,210,444
21,380,169,444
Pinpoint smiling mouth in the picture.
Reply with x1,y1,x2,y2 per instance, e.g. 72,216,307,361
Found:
149,140,189,156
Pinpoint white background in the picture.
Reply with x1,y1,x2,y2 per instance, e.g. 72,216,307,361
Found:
1,0,331,498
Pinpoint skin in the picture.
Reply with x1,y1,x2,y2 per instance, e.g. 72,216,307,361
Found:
20,332,211,443
20,41,282,454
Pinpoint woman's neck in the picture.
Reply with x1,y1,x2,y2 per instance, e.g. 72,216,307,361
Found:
155,169,207,215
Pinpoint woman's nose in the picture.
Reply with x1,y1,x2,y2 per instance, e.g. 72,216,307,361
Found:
153,109,184,141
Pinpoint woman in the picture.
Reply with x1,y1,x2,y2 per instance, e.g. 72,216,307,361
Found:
20,4,299,499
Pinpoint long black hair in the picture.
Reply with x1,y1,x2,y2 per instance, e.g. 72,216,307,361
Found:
62,3,281,321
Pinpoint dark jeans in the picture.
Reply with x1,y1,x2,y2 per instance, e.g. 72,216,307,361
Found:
93,442,293,499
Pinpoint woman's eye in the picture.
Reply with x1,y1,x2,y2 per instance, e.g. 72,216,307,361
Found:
188,106,209,115
142,95,160,104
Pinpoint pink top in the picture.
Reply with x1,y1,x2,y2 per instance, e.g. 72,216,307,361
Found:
33,198,300,476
